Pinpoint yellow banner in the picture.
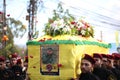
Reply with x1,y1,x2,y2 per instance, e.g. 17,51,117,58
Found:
115,31,119,47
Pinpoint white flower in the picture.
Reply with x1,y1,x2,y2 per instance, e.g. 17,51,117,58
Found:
70,25,74,28
77,22,84,28
63,26,71,32
81,29,86,35
53,19,65,29
87,27,91,31
59,19,64,24
45,18,94,37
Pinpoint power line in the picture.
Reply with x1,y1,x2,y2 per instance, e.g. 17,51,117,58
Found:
60,2,120,30
16,7,26,20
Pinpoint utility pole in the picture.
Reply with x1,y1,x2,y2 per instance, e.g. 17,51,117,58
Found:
27,0,38,40
3,0,6,27
3,0,7,37
26,0,43,40
2,0,8,57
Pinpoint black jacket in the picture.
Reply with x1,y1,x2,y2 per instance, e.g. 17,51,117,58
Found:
78,72,100,80
93,67,117,80
0,68,15,80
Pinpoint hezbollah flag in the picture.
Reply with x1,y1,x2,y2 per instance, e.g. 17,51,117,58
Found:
27,35,111,80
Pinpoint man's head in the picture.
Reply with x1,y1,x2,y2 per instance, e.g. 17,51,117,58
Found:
107,54,114,68
80,54,95,73
101,54,108,68
0,56,6,70
6,59,11,68
93,53,102,67
10,53,18,66
112,53,120,67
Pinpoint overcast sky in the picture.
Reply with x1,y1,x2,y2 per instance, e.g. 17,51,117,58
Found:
0,0,120,47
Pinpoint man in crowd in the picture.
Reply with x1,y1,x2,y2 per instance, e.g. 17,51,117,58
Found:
93,53,117,80
10,54,25,80
0,56,15,80
5,59,11,69
101,54,109,68
23,56,30,80
10,53,18,67
107,54,120,80
77,54,100,80
112,53,120,71
0,53,29,80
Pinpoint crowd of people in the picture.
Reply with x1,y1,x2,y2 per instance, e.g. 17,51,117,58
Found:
0,54,28,80
1,52,120,80
77,53,120,80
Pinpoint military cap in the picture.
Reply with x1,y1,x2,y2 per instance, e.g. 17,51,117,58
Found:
101,54,108,58
93,53,102,59
0,56,5,62
82,54,95,64
107,54,114,59
17,59,22,64
112,53,120,60
11,53,18,58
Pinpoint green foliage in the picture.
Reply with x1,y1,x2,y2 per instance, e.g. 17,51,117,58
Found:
0,17,27,58
7,18,26,38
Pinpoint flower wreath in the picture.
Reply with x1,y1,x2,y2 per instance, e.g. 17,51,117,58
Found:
44,18,94,37
43,3,94,37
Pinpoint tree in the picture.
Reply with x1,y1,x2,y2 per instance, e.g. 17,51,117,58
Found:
0,16,26,58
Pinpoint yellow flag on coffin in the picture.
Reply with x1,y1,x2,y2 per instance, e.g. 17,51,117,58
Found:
115,31,119,47
27,35,111,80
